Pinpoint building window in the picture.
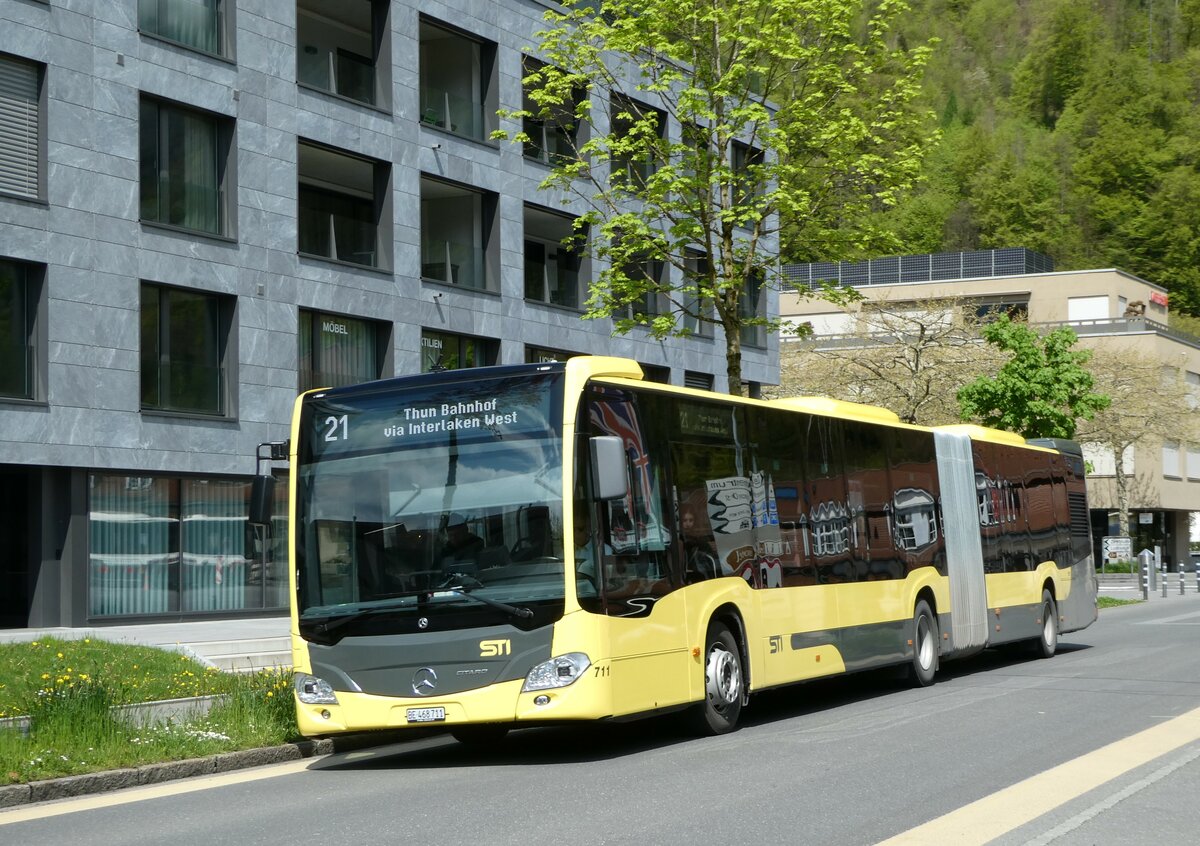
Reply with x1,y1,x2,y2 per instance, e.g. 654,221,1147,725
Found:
88,474,288,618
526,345,579,364
139,0,228,57
0,53,43,200
420,176,496,290
1163,440,1182,479
139,96,233,236
731,140,764,203
610,94,665,187
524,205,584,308
419,19,497,142
740,275,766,348
421,329,498,372
972,297,1029,322
298,140,390,269
640,363,670,384
521,58,582,165
140,283,232,416
0,258,41,400
297,0,389,108
682,250,714,338
299,309,387,391
615,254,665,321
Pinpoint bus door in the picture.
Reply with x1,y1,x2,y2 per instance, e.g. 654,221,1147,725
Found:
579,386,691,714
746,407,835,687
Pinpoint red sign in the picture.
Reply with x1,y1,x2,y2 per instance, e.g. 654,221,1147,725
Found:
1150,291,1169,307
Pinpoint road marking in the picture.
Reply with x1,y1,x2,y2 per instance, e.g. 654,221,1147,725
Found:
0,757,314,826
1021,743,1200,846
874,704,1200,846
1134,609,1200,625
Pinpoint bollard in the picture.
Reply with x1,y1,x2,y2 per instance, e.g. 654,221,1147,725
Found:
1182,566,1187,596
1140,549,1152,600
1196,556,1199,594
1162,561,1167,598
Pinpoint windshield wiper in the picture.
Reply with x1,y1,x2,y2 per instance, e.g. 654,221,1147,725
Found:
304,594,423,636
436,575,534,620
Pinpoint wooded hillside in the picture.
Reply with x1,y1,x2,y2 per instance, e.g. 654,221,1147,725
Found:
810,0,1200,316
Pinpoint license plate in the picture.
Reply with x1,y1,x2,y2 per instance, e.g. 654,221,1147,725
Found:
406,707,446,723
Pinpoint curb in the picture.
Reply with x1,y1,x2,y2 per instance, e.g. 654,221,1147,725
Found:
0,730,420,810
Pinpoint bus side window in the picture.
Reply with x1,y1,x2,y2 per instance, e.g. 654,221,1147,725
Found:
749,406,815,586
585,387,675,613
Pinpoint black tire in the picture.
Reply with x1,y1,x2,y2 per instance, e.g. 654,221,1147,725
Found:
1034,589,1058,659
450,724,510,745
689,622,744,735
909,599,939,687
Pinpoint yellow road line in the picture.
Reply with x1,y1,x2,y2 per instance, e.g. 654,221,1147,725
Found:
875,705,1200,845
0,757,314,826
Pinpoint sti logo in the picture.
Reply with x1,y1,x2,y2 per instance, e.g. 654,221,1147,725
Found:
479,639,511,657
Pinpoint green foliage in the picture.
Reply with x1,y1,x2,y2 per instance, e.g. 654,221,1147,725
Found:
0,638,298,784
1009,1,1098,128
497,0,936,393
1097,596,1141,608
884,0,1200,316
956,316,1111,438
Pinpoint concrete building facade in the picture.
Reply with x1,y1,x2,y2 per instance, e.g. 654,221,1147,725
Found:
0,0,777,628
781,250,1199,570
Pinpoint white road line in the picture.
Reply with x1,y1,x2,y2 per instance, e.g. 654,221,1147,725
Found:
1020,744,1200,846
0,757,314,826
874,705,1200,846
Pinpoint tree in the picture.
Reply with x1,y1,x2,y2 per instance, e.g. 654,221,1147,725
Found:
956,315,1110,438
1075,346,1200,537
774,296,1004,425
499,0,935,394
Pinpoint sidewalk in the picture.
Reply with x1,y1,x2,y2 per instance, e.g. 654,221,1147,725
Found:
0,616,292,672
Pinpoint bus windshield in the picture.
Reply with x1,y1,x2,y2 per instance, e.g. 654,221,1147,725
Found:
295,370,566,640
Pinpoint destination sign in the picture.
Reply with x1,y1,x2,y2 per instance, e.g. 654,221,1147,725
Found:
382,398,518,439
301,373,563,462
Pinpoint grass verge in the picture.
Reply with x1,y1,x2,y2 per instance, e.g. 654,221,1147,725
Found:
0,638,297,785
1098,596,1142,609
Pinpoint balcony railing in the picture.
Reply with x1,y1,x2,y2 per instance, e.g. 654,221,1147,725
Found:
419,86,486,140
1044,317,1200,349
421,240,486,289
796,316,1200,352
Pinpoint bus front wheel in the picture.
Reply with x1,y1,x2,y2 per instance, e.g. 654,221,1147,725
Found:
690,622,744,735
909,600,938,687
1034,590,1058,659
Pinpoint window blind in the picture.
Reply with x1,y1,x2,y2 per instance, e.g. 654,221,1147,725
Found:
0,55,40,198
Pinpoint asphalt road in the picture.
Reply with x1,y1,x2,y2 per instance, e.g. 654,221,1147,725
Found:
4,595,1200,846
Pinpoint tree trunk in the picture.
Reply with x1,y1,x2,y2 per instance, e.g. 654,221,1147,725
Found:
724,321,743,396
1114,455,1131,540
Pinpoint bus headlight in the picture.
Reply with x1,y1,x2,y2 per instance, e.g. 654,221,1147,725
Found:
522,653,591,691
294,673,339,705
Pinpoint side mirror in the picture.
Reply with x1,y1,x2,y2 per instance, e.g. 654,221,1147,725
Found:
249,475,275,528
590,436,629,501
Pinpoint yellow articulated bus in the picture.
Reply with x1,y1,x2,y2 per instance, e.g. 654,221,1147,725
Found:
252,356,1097,742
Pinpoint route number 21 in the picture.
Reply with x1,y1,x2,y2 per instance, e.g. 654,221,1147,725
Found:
323,414,348,442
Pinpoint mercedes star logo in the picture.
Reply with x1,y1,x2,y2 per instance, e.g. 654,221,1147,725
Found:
417,617,430,630
412,667,438,696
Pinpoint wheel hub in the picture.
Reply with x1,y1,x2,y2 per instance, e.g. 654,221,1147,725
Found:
705,646,741,708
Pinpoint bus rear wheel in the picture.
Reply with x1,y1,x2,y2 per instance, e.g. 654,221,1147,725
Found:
1034,590,1058,659
690,622,744,735
909,600,938,687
